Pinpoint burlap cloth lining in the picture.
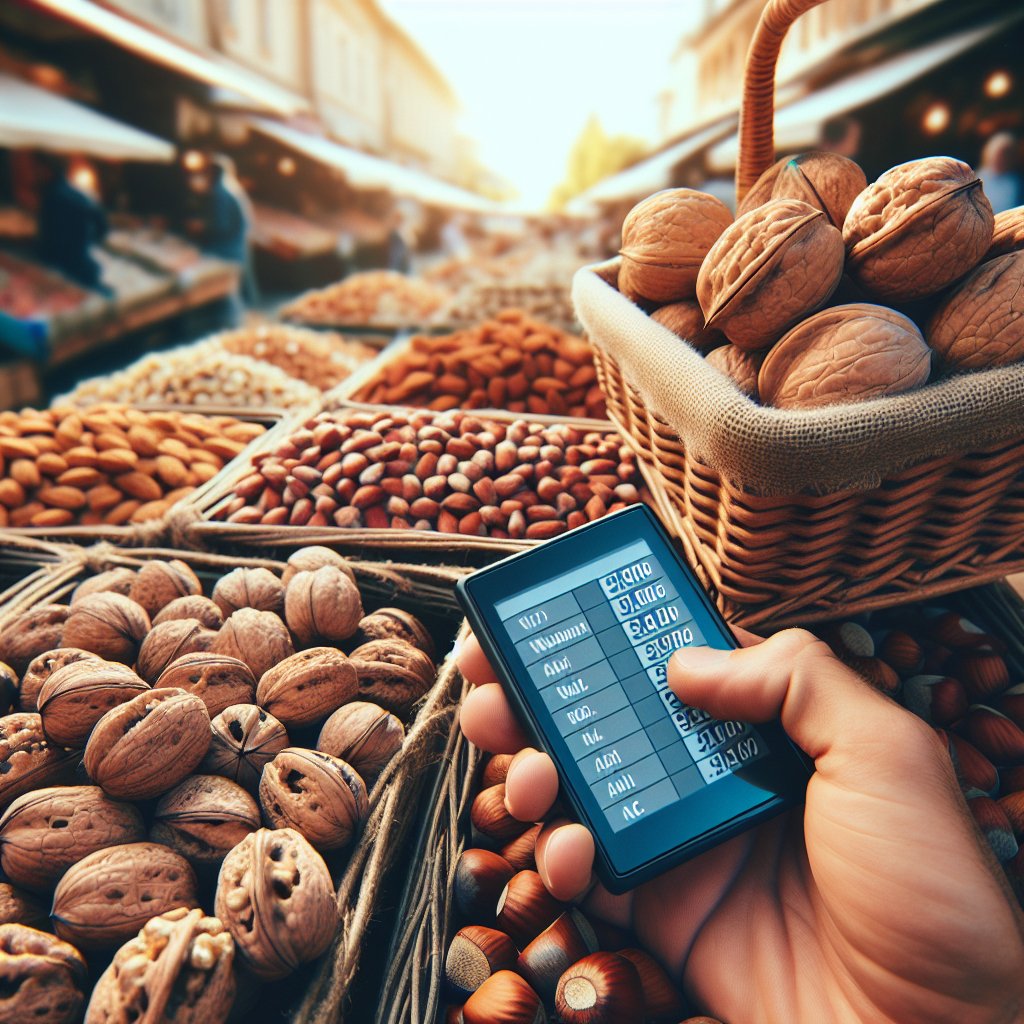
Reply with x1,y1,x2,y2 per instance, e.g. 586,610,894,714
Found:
573,260,1024,497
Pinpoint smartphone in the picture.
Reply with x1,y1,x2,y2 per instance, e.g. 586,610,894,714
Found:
456,503,810,894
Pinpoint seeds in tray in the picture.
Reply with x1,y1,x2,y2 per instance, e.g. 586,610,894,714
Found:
216,407,646,537
352,309,606,419
0,405,266,529
281,270,450,327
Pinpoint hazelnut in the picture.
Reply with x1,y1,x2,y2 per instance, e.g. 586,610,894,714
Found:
554,952,643,1024
128,559,202,617
0,605,69,675
212,608,294,680
19,648,100,713
445,925,518,1001
281,546,356,587
136,618,217,684
357,608,435,659
256,647,358,729
70,568,136,606
482,754,514,788
454,849,515,926
0,923,88,1024
316,701,404,787
202,704,289,793
155,652,256,718
495,870,565,947
963,706,1024,766
462,970,545,1024
501,824,542,873
518,910,600,1001
152,595,224,629
616,948,686,1023
284,566,363,646
349,638,435,715
944,731,999,796
967,794,1017,862
212,567,285,617
62,594,150,665
472,783,532,843
901,676,968,727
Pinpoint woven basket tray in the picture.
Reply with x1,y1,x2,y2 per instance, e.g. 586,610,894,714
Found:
0,535,470,1023
573,0,1024,629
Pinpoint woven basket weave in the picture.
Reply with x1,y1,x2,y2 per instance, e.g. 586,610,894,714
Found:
574,0,1024,628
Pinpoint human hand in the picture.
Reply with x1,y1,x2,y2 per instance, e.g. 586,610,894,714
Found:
457,627,1024,1024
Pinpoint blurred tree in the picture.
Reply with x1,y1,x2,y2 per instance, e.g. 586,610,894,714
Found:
549,115,647,210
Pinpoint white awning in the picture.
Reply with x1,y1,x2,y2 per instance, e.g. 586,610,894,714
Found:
252,120,496,213
27,0,308,117
0,73,174,161
707,14,1022,172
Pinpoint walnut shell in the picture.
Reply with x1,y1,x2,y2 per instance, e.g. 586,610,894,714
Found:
84,688,211,801
136,618,217,684
152,596,224,630
0,923,88,1024
256,647,358,729
70,568,137,606
843,157,993,301
85,907,235,1024
212,568,285,617
317,701,404,788
349,638,436,716
37,660,149,748
214,827,335,980
284,567,364,647
704,344,764,399
62,594,151,665
0,660,17,716
19,648,101,713
618,188,733,304
51,842,198,950
0,882,50,929
281,546,356,588
986,205,1024,261
927,251,1024,371
0,713,79,811
357,608,435,659
128,560,202,617
735,153,798,216
0,785,146,891
696,198,844,350
0,606,69,676
212,609,295,680
771,152,867,228
649,300,726,354
151,775,260,869
259,748,367,850
201,704,289,793
758,304,931,410
155,652,257,718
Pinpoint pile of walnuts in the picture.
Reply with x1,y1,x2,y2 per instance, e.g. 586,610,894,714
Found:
0,547,440,1023
620,155,1024,408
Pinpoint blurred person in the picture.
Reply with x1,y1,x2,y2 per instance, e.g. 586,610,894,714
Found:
387,209,412,274
440,212,470,260
820,115,861,159
977,132,1022,214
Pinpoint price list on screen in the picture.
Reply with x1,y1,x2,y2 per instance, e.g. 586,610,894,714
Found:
496,540,768,833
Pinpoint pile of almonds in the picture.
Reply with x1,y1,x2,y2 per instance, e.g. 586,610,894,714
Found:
621,157,1024,407
0,405,265,529
217,407,645,537
281,270,450,328
0,546,442,1022
351,309,606,419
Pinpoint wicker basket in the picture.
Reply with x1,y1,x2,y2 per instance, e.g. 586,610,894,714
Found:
0,535,470,1023
574,0,1024,629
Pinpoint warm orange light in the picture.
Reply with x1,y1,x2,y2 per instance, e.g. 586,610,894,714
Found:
985,70,1012,99
182,149,206,172
68,159,98,197
277,156,297,176
923,103,950,135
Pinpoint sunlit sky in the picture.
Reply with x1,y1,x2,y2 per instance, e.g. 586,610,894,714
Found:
378,0,701,208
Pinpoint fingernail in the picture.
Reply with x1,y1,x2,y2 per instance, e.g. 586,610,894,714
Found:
671,646,731,668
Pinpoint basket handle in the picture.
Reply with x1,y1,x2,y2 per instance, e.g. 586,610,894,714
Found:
737,0,829,205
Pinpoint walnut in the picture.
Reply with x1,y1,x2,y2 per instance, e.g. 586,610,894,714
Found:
150,775,260,869
84,688,211,801
696,198,844,351
759,304,931,409
18,648,100,713
259,747,367,850
69,568,136,606
136,619,217,684
0,713,79,811
0,785,145,890
0,883,50,929
735,153,798,216
256,647,358,729
986,205,1024,260
37,659,149,748
0,606,69,676
212,609,294,680
281,546,356,588
317,701,404,788
62,594,151,665
927,251,1024,371
844,157,993,301
771,152,867,228
618,188,733,304
349,638,436,716
649,300,726,354
202,704,289,793
357,608,435,659
152,596,224,630
212,568,285,617
51,842,198,950
215,827,335,980
0,923,88,1024
284,567,363,647
0,661,17,716
85,907,235,1024
705,344,764,399
155,652,256,718
128,560,202,617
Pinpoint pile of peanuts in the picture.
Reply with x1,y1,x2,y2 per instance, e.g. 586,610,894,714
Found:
281,271,450,327
352,310,606,419
0,405,265,528
217,407,645,537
